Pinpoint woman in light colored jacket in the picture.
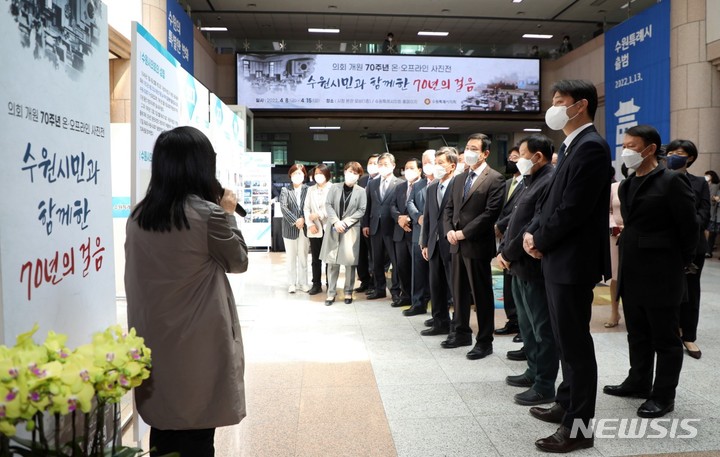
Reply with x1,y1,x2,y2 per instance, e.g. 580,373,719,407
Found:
279,164,310,293
125,126,248,457
320,161,367,305
304,164,332,295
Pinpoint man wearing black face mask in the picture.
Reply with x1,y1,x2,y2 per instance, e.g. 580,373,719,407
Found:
494,147,523,344
665,139,710,360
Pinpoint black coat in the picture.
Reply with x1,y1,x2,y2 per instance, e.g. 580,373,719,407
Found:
685,172,711,256
496,176,524,234
528,126,612,284
617,164,698,307
362,175,402,236
421,177,455,258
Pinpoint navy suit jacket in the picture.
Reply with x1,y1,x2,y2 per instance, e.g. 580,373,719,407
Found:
362,175,402,236
421,177,455,259
527,125,612,284
406,178,429,243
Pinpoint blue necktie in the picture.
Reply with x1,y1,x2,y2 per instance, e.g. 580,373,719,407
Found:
463,171,476,201
556,143,568,167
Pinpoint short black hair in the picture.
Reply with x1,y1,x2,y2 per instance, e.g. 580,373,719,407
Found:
312,163,332,181
705,170,719,184
405,158,422,170
519,134,553,161
665,139,698,168
467,133,491,151
626,125,662,156
550,79,598,120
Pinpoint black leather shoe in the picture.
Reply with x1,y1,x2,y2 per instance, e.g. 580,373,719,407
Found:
325,297,335,306
637,399,674,418
506,373,534,388
391,297,412,307
603,383,650,398
420,325,450,336
424,318,435,328
529,403,565,424
365,288,375,295
506,347,527,361
466,343,493,360
308,284,322,295
535,425,593,453
354,283,369,293
366,291,387,300
402,306,426,316
344,297,353,304
440,336,473,348
513,333,523,343
494,321,519,335
515,388,555,406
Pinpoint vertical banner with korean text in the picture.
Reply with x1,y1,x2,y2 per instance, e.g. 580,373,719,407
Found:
166,0,193,75
0,2,115,346
605,0,670,160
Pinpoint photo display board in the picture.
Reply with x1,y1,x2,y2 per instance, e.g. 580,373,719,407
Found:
237,53,540,112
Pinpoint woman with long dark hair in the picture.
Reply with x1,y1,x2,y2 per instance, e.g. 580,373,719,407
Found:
125,126,248,457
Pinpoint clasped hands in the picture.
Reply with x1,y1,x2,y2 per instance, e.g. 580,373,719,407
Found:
522,232,543,259
397,215,412,232
446,230,465,245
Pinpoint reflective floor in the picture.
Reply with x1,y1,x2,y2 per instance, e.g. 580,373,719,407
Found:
213,252,719,456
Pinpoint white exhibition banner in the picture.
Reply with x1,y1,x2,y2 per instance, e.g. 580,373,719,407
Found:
210,93,245,200
131,22,209,204
237,53,540,112
238,153,272,248
0,2,115,346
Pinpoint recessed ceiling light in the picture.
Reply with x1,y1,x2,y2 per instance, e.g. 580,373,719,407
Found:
523,128,542,132
308,28,340,33
522,33,553,39
418,126,450,130
309,126,341,130
513,0,523,3
200,27,228,32
418,31,449,37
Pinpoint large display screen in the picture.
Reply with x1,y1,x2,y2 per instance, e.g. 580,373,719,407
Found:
237,53,540,112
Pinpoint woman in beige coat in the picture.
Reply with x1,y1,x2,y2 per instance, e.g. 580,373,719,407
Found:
320,161,367,305
125,126,248,457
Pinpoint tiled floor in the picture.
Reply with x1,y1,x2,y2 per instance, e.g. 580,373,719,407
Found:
219,252,720,456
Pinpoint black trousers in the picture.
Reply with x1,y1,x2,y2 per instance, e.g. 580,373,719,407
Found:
394,237,413,301
150,427,215,457
680,252,705,342
411,242,431,309
501,269,518,324
371,233,400,296
544,281,598,429
451,254,494,345
428,241,453,325
309,237,324,286
357,234,373,286
624,299,683,401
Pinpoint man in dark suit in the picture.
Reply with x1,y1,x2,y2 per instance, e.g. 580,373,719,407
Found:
420,147,457,334
442,133,505,360
363,153,402,302
356,154,381,293
497,134,559,407
494,146,522,341
664,139,710,359
522,80,612,453
390,158,422,307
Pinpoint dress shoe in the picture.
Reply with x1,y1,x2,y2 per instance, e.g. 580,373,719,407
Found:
364,288,375,295
402,306,426,316
325,297,335,306
494,321,519,335
506,347,527,361
420,325,450,336
391,297,412,307
466,343,493,360
683,341,702,359
424,318,435,328
308,284,322,295
512,334,523,343
344,297,353,304
366,291,387,300
354,283,369,293
515,388,555,406
535,425,593,453
506,373,534,388
529,403,565,424
637,399,674,418
440,336,473,348
603,383,650,398
288,285,296,294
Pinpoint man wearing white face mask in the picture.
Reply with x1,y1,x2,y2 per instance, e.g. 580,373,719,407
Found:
356,154,381,294
522,80,612,453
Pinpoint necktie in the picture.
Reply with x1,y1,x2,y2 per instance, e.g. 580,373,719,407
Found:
380,179,388,200
507,178,518,202
437,183,444,207
556,143,568,167
406,182,413,202
463,171,476,201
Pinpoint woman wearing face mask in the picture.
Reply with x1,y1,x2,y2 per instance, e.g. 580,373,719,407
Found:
279,164,310,293
319,162,367,305
705,170,720,258
664,139,711,359
304,164,333,295
603,125,698,419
